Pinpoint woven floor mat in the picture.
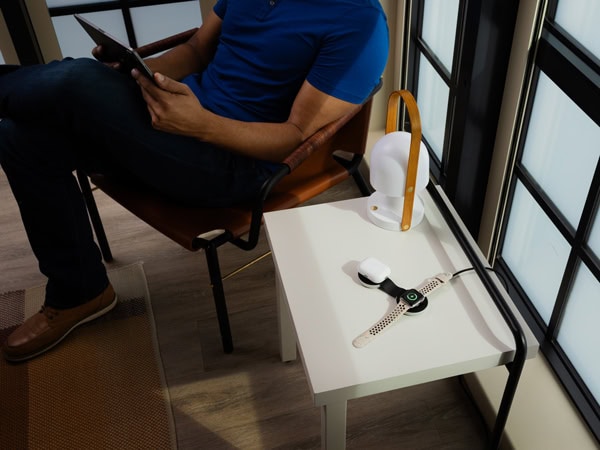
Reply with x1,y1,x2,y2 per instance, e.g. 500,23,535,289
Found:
0,262,175,449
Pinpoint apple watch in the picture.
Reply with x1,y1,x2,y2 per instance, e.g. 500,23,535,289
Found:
352,271,453,348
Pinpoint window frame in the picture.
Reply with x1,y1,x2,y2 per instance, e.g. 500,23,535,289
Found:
47,0,193,49
493,0,600,440
403,0,519,236
0,0,45,64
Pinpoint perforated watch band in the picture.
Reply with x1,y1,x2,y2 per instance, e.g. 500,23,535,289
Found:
352,272,453,348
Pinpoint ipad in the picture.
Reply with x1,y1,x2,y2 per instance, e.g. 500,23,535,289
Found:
75,14,155,82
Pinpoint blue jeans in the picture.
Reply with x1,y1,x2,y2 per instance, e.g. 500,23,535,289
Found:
0,58,274,308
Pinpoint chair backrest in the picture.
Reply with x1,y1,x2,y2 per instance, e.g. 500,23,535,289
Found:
266,97,374,212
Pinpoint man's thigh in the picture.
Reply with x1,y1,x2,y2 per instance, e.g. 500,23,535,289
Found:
1,58,268,207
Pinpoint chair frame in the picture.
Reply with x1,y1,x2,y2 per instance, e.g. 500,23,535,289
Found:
77,29,380,353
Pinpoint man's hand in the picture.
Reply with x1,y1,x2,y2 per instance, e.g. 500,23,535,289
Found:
91,45,121,71
132,69,358,162
131,69,358,163
132,68,204,137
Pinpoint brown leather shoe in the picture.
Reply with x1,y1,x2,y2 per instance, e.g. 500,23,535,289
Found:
2,284,117,362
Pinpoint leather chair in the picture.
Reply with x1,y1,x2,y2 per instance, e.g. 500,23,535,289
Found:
77,29,381,353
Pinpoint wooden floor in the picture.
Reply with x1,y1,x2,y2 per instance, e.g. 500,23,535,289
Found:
0,170,489,449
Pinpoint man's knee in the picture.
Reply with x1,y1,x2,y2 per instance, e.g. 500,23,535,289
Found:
42,58,109,98
1,58,114,122
0,119,72,173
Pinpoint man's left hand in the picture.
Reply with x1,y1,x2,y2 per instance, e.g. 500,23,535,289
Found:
132,69,204,137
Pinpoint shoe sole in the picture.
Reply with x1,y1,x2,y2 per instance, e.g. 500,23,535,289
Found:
4,294,118,363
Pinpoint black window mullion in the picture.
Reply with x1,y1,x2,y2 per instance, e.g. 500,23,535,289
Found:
536,32,600,127
571,158,600,282
414,39,452,83
445,0,519,236
406,0,465,191
405,0,423,92
47,0,193,48
546,160,600,338
48,2,123,17
544,19,600,74
521,54,600,338
514,165,577,242
442,0,480,207
543,338,600,431
49,0,189,16
496,255,600,433
415,38,457,179
577,159,600,252
495,258,549,342
546,0,559,17
119,0,137,48
405,1,440,181
495,0,600,440
545,251,578,339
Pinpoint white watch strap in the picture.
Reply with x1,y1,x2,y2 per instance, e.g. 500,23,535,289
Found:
352,272,452,348
415,272,452,296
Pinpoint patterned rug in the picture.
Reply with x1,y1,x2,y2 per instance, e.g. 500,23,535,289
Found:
0,262,175,449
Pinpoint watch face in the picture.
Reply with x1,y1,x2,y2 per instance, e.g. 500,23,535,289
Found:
401,289,424,307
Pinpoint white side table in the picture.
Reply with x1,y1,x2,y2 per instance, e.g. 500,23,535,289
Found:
264,186,538,449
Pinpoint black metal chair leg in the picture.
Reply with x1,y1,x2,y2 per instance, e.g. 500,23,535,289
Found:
204,242,234,353
352,166,373,196
76,170,113,262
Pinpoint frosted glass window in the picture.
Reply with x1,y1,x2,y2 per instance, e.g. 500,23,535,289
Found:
555,0,600,60
421,0,459,73
520,73,600,229
589,210,600,259
52,11,127,59
416,54,449,161
131,2,202,47
557,263,600,404
502,181,571,324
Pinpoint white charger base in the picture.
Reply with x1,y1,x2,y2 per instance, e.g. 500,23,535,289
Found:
367,191,425,231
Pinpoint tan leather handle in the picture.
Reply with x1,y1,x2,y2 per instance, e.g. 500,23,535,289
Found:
385,90,422,231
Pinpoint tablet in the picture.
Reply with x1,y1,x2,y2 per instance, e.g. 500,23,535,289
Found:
75,14,155,82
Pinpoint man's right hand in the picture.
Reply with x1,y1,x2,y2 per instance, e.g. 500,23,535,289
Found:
91,45,121,71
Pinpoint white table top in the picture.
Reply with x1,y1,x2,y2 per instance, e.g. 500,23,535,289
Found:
264,190,537,406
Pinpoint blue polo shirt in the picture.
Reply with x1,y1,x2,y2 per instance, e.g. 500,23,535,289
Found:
184,0,389,123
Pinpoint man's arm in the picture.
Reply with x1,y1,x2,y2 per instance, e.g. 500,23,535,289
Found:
143,10,222,80
92,10,222,82
133,71,359,162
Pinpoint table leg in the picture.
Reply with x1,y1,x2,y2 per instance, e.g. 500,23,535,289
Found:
276,270,297,362
321,401,347,450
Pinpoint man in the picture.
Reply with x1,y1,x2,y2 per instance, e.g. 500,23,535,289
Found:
0,0,388,361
